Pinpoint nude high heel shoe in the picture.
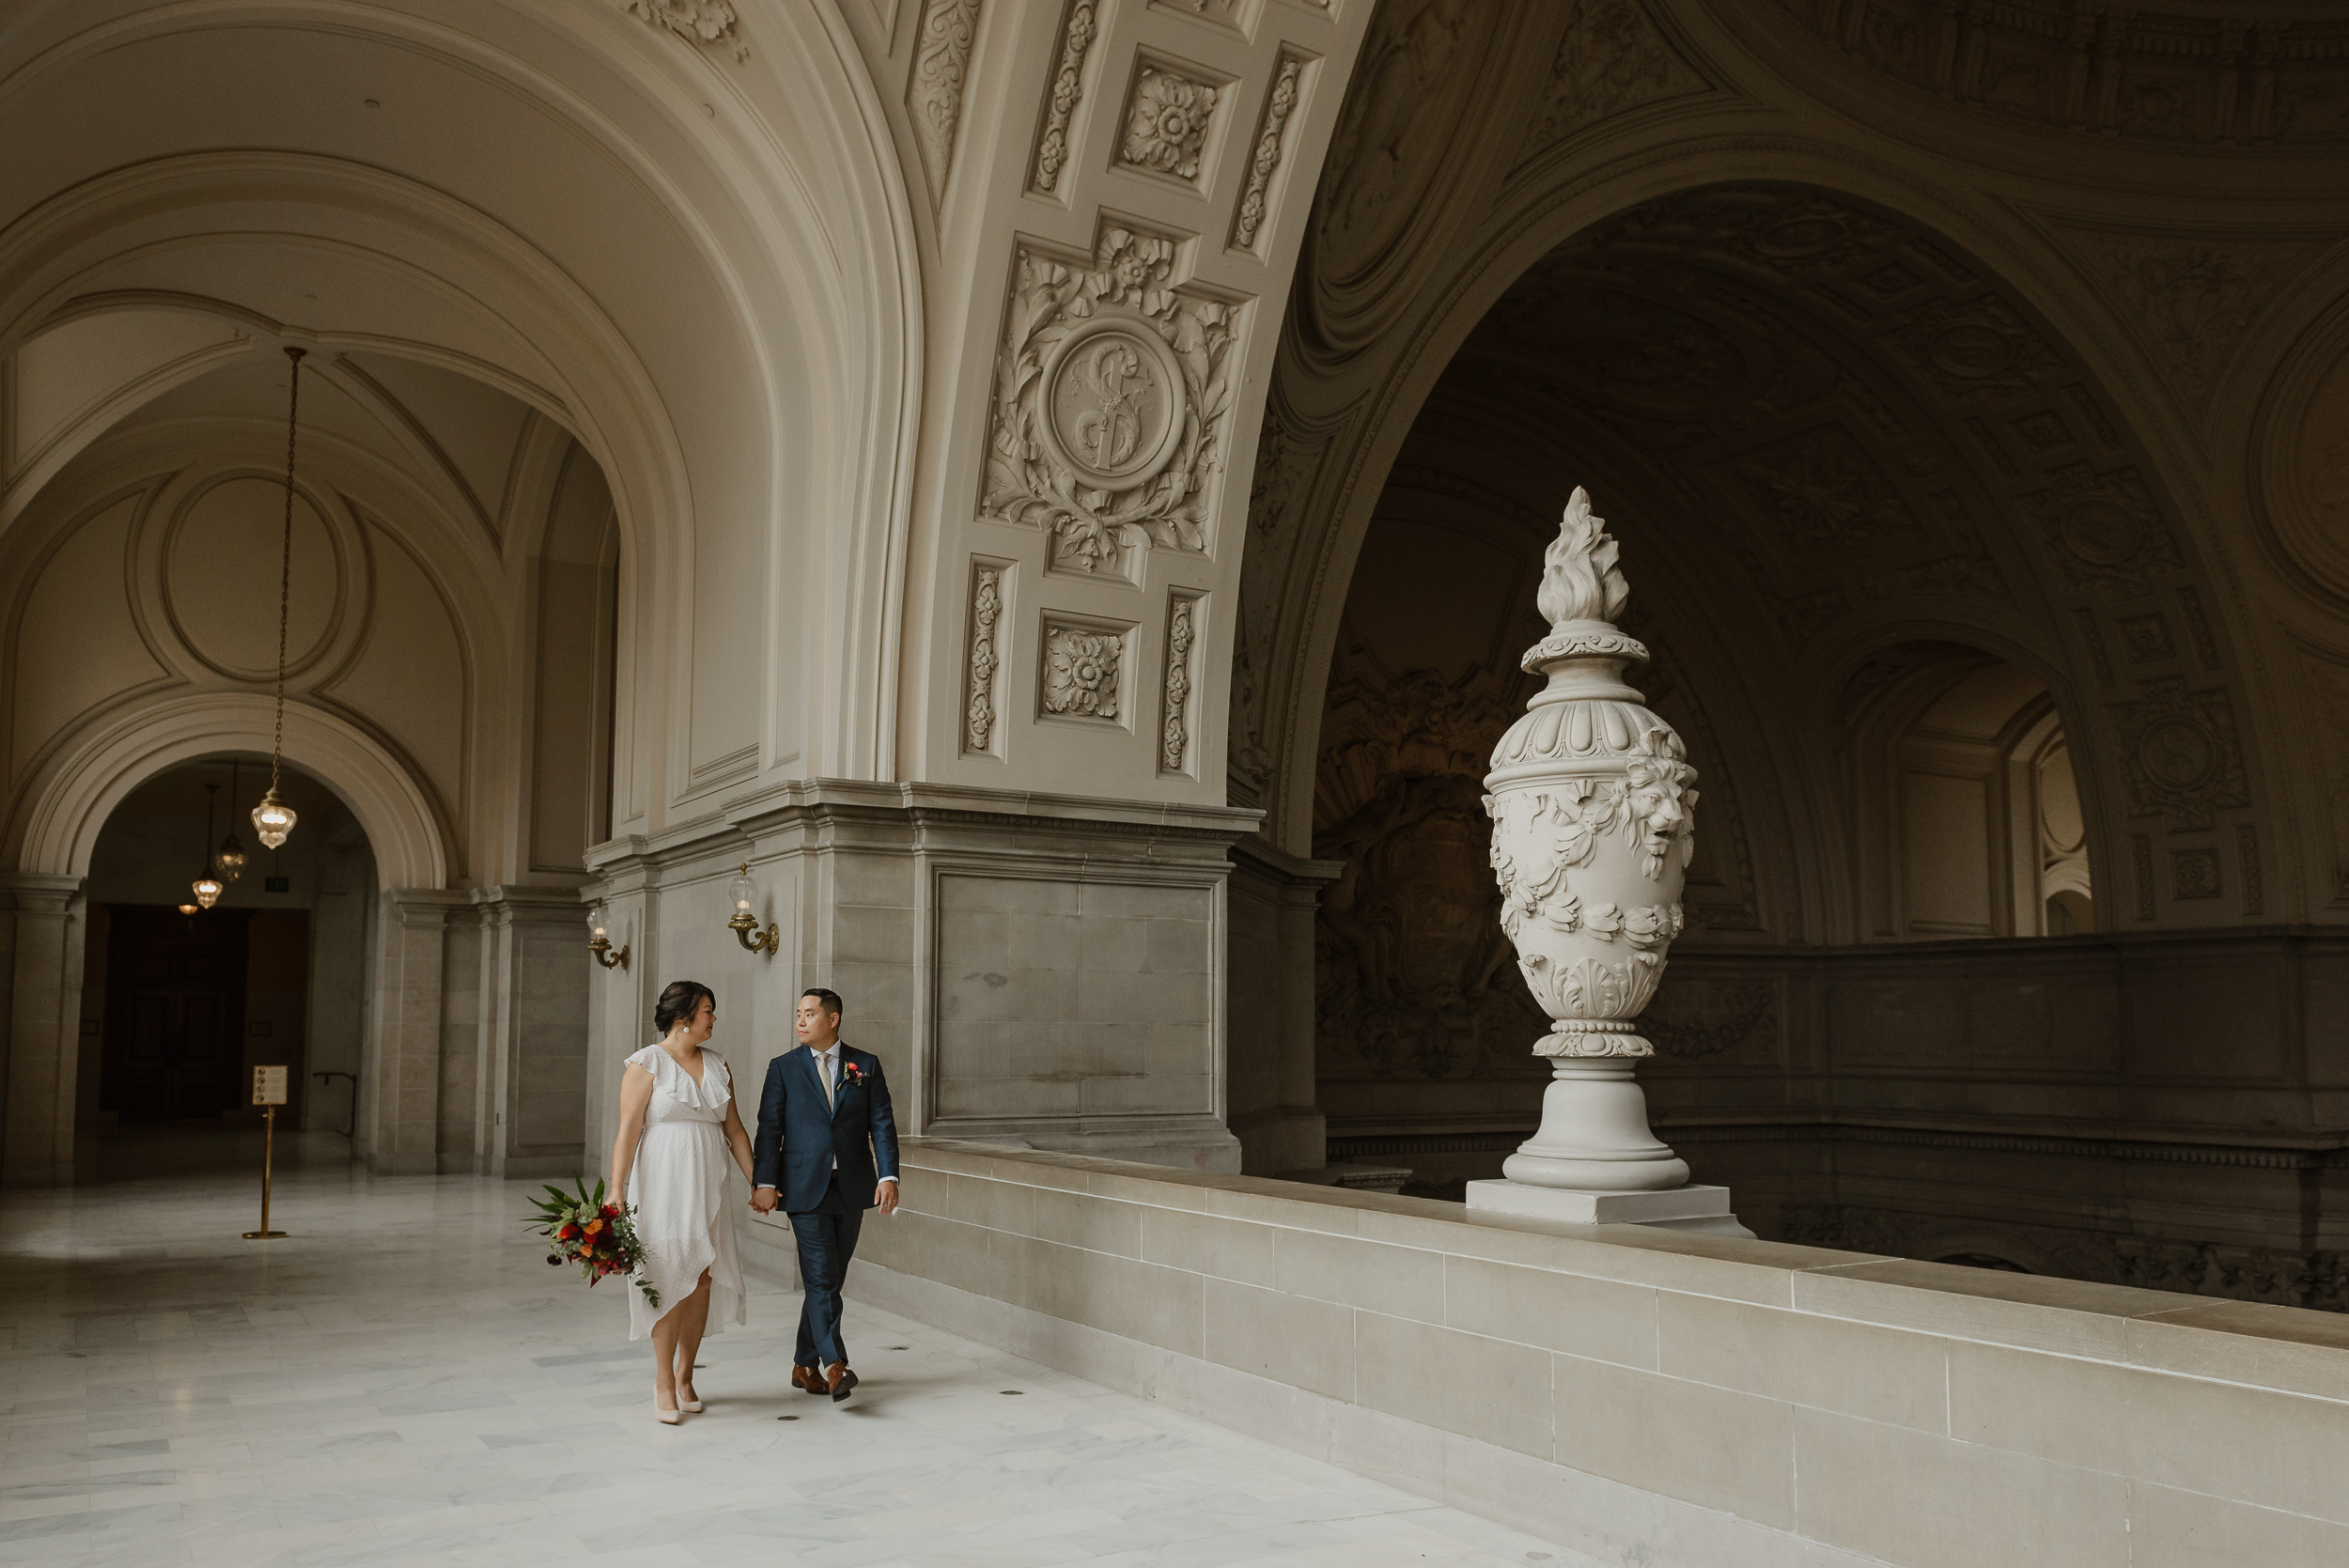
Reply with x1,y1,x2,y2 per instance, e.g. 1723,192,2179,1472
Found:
656,1400,682,1425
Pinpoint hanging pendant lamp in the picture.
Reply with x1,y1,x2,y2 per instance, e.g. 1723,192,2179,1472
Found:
216,758,247,883
252,347,305,851
193,784,226,910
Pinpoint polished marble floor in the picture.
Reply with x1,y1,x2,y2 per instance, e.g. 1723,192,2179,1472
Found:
3,1133,1596,1567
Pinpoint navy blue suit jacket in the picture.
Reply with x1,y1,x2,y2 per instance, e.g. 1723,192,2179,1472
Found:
752,1043,900,1213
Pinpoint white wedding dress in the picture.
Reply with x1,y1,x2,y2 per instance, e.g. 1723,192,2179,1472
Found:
624,1045,746,1341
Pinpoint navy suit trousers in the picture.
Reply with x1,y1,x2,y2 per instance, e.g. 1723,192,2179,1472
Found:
790,1175,863,1370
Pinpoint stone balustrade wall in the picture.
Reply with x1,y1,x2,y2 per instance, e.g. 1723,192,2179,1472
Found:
748,1137,2349,1568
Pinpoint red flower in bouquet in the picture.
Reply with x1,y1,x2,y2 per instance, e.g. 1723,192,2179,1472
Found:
525,1177,659,1308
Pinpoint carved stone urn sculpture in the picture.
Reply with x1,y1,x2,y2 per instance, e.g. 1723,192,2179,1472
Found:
1484,489,1698,1193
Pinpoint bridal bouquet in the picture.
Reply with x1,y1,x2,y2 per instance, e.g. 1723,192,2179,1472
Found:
527,1178,660,1307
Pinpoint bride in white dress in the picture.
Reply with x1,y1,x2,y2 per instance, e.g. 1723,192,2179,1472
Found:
608,980,755,1422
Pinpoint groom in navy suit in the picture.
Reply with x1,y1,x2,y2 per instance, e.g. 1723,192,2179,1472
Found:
751,987,900,1402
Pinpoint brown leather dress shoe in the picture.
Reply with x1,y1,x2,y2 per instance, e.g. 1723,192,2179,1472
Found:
827,1362,859,1403
792,1364,827,1396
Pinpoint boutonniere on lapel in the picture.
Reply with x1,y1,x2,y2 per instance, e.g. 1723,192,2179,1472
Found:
839,1062,865,1089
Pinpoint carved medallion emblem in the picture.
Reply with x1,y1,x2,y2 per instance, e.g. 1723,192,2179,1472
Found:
1037,319,1186,491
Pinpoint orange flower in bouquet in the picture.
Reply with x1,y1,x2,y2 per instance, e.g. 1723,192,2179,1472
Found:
526,1178,659,1306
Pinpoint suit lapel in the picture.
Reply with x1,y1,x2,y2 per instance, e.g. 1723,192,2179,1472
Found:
829,1046,855,1124
796,1045,828,1111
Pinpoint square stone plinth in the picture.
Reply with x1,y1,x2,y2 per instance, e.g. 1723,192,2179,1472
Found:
1465,1180,1753,1236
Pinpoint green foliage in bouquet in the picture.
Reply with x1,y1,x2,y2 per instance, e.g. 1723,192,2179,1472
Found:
526,1176,659,1307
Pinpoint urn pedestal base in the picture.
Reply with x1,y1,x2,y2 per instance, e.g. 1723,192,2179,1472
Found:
1499,1059,1689,1191
1465,1178,1755,1238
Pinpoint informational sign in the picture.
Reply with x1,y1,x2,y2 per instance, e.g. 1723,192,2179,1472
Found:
253,1065,288,1106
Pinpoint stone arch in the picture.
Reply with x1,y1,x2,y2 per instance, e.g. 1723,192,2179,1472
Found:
11,691,447,891
1250,174,2251,939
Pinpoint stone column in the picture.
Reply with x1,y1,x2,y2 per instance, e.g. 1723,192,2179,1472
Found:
368,889,463,1175
474,887,591,1180
1,874,86,1188
1227,838,1342,1175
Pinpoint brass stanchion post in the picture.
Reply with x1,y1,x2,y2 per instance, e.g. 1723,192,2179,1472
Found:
246,1065,288,1240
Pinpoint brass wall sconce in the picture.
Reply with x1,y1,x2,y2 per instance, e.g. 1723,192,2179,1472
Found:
586,901,629,970
728,862,778,957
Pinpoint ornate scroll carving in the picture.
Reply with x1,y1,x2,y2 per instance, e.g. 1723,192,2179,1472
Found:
910,0,983,208
1160,595,1196,771
1031,0,1099,194
1232,53,1304,252
982,228,1241,575
1522,0,1706,157
625,0,749,60
963,564,1004,754
1120,64,1220,183
1041,622,1124,720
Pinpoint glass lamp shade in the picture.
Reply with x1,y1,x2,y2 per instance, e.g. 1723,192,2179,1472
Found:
727,866,756,916
252,791,296,850
193,875,225,910
216,834,247,882
178,902,199,917
587,902,609,940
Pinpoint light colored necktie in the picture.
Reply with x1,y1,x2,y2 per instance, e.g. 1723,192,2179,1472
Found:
818,1050,834,1108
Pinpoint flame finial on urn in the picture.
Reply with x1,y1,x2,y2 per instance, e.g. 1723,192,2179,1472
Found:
1536,486,1630,629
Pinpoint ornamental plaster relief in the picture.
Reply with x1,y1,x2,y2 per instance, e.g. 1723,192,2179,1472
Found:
1518,0,1711,160
1767,1,2349,146
1118,60,1222,187
1038,617,1128,723
1029,0,1100,195
1230,52,1304,253
2108,676,2252,831
909,0,984,208
981,227,1242,579
623,0,750,61
1296,0,1518,366
962,561,1006,756
1159,592,1198,773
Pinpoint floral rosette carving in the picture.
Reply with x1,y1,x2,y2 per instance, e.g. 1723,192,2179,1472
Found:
1484,489,1696,1059
1043,624,1122,720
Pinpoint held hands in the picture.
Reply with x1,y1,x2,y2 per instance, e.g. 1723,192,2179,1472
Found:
750,1186,779,1215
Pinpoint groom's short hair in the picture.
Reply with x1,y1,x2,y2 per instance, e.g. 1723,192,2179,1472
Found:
802,986,845,1020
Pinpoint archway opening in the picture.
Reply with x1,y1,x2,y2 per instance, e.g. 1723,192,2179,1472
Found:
1840,642,2093,941
1302,180,2143,1200
76,754,372,1181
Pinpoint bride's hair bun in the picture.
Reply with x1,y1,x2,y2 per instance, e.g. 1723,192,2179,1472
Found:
654,980,715,1034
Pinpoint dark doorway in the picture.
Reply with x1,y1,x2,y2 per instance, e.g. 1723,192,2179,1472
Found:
101,907,250,1122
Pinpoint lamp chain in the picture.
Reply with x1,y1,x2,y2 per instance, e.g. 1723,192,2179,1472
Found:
272,347,305,795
